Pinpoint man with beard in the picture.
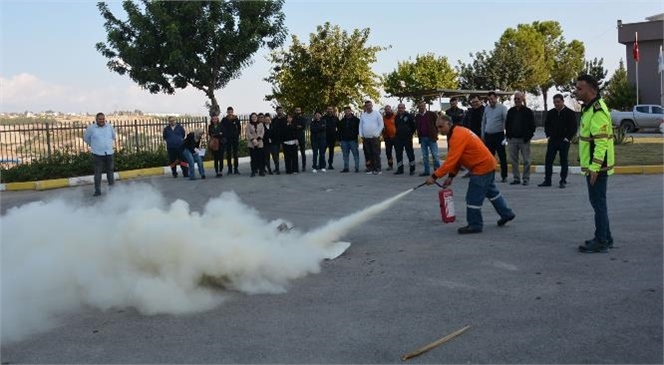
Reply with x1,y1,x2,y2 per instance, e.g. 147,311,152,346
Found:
393,103,416,175
293,107,308,172
322,106,340,170
382,105,397,171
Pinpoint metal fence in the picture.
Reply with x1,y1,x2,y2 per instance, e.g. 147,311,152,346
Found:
0,116,249,166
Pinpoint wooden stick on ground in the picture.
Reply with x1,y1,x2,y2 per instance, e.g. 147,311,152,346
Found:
401,325,471,361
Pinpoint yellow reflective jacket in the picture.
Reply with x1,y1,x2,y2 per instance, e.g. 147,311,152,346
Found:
579,97,614,175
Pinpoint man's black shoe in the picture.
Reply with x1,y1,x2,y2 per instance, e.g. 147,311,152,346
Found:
538,181,551,187
497,214,516,227
509,180,521,185
585,238,614,249
579,240,608,253
458,226,482,234
172,172,178,178
501,178,507,183
559,182,566,189
93,191,102,197
418,172,429,177
340,168,349,173
328,165,334,170
394,169,404,175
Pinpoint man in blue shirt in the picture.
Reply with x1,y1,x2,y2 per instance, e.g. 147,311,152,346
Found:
84,112,116,196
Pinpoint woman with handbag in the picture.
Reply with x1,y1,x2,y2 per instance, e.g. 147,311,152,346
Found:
207,115,225,177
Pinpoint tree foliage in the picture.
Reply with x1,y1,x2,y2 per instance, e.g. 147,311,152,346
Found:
457,50,498,91
265,22,387,113
96,0,287,115
559,57,609,94
383,53,458,103
603,59,637,111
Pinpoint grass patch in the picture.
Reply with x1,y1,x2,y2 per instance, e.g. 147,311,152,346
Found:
528,140,663,166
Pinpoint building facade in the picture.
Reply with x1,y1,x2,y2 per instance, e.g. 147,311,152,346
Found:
617,14,664,106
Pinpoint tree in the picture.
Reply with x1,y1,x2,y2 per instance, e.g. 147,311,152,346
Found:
456,50,497,91
383,53,458,104
559,57,609,94
603,59,637,111
265,22,387,113
96,0,287,115
531,21,585,111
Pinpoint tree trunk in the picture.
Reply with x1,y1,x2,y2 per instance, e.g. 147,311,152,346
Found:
208,93,220,117
541,87,548,114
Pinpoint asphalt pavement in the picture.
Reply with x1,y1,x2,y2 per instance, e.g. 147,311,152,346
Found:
1,142,663,364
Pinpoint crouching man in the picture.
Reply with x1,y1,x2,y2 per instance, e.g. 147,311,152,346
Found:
424,114,516,234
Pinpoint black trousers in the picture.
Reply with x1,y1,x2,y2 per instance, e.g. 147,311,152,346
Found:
326,138,337,167
283,144,299,174
297,135,306,169
225,139,239,171
394,138,415,170
544,139,570,183
249,147,265,173
384,137,395,167
264,143,280,172
364,137,382,171
211,146,224,174
484,132,508,180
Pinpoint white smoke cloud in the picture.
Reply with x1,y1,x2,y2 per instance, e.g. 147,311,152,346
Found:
1,184,410,344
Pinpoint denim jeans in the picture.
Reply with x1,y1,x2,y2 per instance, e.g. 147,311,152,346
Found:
340,140,360,170
182,149,205,179
466,171,514,230
586,173,613,243
544,139,570,183
93,154,114,193
420,137,440,174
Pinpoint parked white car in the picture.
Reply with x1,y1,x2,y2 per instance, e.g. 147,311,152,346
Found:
610,104,664,133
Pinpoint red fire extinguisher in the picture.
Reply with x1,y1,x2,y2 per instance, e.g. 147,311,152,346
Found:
436,182,456,223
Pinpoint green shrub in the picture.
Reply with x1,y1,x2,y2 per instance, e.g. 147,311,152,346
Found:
1,143,252,183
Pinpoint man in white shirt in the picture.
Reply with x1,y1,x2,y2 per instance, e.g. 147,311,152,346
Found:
84,112,116,196
359,100,384,174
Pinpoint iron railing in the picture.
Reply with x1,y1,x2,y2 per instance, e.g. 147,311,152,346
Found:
0,116,248,166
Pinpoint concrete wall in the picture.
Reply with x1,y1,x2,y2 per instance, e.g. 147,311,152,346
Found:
618,19,664,106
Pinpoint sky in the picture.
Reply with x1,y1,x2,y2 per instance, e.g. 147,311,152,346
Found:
1,0,662,115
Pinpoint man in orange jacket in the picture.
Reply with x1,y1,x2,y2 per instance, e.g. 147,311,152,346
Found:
425,114,516,234
382,105,397,170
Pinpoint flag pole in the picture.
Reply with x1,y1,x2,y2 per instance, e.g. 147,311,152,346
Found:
635,32,639,104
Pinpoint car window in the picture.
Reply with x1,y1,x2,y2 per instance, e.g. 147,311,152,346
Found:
635,106,649,113
652,106,664,114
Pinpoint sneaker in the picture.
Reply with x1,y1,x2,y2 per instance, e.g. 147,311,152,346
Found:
321,168,326,172
458,226,482,234
373,170,382,175
585,238,614,249
522,180,529,186
340,168,349,173
578,240,608,253
497,214,516,227
538,181,552,187
501,178,508,183
312,169,318,173
366,171,374,175
509,180,521,185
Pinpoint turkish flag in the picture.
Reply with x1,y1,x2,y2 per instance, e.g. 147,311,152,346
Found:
633,34,639,62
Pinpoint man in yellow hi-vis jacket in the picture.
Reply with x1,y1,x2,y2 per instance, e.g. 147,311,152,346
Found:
575,74,615,253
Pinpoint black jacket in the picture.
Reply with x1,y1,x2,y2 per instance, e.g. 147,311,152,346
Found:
263,123,277,145
310,118,326,141
445,106,465,126
463,106,484,137
545,106,577,141
322,114,340,142
221,116,241,141
283,119,300,142
338,115,360,141
272,114,287,143
294,115,308,139
395,112,416,140
182,132,200,153
505,106,536,141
